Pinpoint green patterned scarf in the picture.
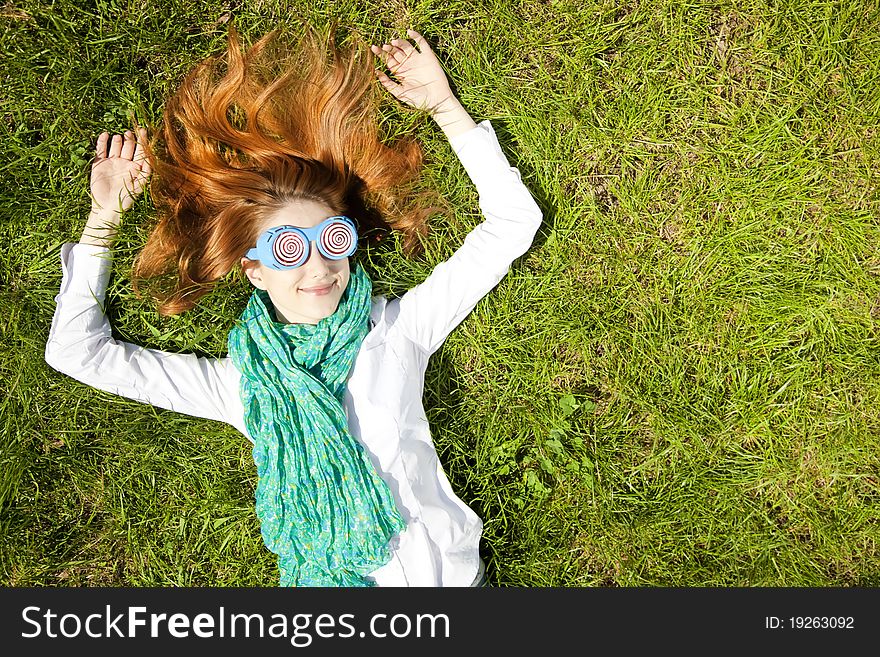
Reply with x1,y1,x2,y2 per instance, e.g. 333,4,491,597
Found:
227,262,405,586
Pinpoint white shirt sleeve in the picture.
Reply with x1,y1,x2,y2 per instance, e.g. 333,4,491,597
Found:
44,242,242,426
396,119,543,356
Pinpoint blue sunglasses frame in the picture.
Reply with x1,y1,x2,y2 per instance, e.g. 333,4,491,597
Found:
245,216,358,270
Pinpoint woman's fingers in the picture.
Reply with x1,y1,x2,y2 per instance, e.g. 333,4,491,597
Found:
390,37,415,56
132,129,144,162
95,132,109,161
377,44,403,71
381,42,405,59
374,69,400,95
120,130,136,160
370,44,397,73
371,38,417,71
370,43,392,66
406,29,427,50
95,128,149,163
371,32,433,77
133,127,151,176
108,133,123,158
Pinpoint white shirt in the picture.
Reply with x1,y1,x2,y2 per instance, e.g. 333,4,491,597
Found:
45,119,543,587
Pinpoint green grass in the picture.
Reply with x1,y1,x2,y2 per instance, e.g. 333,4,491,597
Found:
2,0,879,586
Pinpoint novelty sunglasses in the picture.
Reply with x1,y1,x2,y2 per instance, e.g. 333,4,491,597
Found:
245,216,358,270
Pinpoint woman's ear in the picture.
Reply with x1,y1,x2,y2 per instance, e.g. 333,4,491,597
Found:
241,257,267,290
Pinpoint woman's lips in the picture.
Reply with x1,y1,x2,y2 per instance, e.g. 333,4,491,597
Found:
300,283,334,296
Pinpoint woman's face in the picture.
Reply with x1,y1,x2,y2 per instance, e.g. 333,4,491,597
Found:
241,199,351,324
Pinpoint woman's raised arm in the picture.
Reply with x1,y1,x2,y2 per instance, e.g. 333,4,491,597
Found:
45,128,245,434
371,31,543,356
394,119,543,356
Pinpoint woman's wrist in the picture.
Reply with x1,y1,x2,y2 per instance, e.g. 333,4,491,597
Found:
79,208,121,247
431,96,477,140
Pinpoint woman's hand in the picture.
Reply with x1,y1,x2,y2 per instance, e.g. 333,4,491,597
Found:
89,127,152,221
370,30,456,114
80,127,152,247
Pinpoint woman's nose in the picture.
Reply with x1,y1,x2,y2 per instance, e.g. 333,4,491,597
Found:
303,241,332,272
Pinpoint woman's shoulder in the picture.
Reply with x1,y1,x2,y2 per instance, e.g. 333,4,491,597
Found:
369,294,388,330
365,294,412,348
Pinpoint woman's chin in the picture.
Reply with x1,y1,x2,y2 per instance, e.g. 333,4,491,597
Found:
304,299,342,323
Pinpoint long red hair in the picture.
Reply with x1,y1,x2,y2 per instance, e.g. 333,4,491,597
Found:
133,19,442,315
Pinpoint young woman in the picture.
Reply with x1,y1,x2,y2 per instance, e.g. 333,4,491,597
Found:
45,23,543,587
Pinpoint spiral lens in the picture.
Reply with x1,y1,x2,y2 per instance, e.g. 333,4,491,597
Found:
319,219,356,259
272,229,307,268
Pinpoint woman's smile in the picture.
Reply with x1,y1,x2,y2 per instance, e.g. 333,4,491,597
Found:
299,281,336,295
